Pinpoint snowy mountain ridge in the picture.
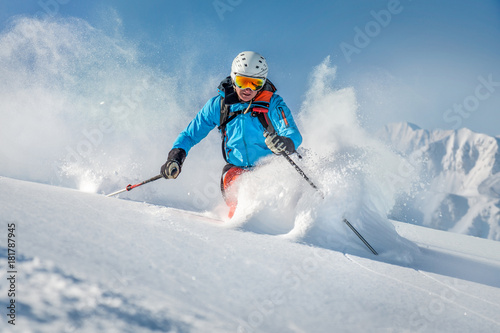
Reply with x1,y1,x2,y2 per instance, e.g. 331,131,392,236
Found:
378,122,500,240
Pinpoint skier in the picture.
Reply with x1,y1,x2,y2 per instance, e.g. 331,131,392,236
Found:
160,51,302,217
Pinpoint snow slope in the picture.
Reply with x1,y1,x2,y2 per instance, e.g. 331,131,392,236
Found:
1,176,500,333
379,122,500,240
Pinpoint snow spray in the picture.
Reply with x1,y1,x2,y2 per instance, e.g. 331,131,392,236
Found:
232,58,419,262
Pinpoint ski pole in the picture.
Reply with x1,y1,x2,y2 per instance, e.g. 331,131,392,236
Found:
281,153,378,255
343,219,378,255
106,174,163,197
281,153,324,198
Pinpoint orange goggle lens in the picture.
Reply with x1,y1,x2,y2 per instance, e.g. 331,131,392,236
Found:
234,75,265,91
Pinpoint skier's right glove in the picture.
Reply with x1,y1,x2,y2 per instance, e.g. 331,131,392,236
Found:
161,148,186,179
264,132,295,155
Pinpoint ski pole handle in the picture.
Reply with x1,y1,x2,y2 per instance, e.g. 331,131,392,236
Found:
106,174,163,197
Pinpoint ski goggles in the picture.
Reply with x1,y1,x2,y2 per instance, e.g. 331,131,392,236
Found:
234,75,265,91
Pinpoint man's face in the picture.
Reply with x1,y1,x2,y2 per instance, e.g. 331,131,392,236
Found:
235,86,258,102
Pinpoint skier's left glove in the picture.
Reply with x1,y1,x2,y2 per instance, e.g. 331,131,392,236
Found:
264,132,295,155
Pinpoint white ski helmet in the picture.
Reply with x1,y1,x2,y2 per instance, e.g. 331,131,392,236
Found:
231,51,268,82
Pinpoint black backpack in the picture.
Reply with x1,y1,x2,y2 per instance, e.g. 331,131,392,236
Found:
216,76,277,162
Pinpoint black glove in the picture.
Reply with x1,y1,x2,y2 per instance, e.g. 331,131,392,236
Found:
264,132,295,155
161,148,186,179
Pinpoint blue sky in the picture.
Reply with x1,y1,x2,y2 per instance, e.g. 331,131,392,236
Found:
2,0,500,136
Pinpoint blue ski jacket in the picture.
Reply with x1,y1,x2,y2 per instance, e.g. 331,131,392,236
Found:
172,78,302,168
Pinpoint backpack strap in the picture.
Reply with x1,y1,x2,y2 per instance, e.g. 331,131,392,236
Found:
217,77,242,132
249,81,277,134
218,96,236,163
218,96,233,131
253,111,276,135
